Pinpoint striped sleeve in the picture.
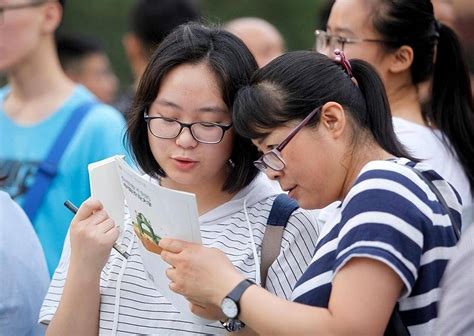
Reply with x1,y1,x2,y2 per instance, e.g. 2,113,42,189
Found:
38,233,71,325
266,208,320,299
333,169,427,296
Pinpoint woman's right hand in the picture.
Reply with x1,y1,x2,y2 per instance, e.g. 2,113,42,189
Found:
69,198,119,275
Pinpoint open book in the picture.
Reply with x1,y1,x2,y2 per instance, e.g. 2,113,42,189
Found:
88,155,207,323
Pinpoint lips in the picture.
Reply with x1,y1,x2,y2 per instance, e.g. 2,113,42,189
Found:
171,156,199,171
283,185,297,198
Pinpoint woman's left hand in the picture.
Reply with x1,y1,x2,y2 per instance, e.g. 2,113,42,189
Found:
160,238,245,309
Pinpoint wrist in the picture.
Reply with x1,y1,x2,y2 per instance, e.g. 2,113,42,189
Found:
69,257,103,281
213,272,246,306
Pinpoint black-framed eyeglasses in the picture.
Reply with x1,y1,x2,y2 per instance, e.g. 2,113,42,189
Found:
314,30,391,54
0,0,54,24
144,111,233,144
254,106,321,172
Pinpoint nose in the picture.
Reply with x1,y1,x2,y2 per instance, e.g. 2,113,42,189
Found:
265,167,282,181
175,126,198,148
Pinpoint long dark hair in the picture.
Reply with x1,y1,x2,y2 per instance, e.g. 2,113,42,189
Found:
233,50,414,162
369,0,474,192
126,23,259,193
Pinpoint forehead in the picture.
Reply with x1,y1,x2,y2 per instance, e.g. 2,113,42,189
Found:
328,0,375,34
150,62,229,115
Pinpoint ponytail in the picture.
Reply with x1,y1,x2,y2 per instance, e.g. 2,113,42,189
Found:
351,59,415,160
431,24,474,191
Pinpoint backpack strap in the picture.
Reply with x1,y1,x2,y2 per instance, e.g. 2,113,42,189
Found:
406,164,461,240
260,194,299,287
23,101,96,223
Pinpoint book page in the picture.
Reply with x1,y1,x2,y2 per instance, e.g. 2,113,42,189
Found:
115,157,208,324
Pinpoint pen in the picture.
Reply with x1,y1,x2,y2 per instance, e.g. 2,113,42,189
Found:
64,200,130,259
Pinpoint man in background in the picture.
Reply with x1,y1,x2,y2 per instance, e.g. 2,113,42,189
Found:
56,32,118,104
225,17,285,68
115,0,201,114
0,0,129,275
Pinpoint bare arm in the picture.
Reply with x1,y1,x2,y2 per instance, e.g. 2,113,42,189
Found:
236,258,402,335
161,239,403,335
46,199,118,336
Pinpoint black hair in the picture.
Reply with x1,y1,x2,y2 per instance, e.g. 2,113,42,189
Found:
56,33,104,73
368,0,474,192
233,50,414,162
126,23,260,193
128,0,201,57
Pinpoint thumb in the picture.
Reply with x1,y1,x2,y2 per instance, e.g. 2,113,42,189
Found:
159,238,189,253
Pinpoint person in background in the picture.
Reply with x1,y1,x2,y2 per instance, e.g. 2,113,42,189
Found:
0,0,129,275
115,0,201,114
40,24,319,335
0,190,49,336
159,50,461,335
320,0,474,229
437,223,474,335
225,17,285,68
56,32,118,105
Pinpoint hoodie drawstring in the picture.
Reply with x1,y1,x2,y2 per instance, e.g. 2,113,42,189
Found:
243,198,261,286
110,233,134,335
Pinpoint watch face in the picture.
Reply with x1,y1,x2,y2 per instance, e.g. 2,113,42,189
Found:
221,297,238,319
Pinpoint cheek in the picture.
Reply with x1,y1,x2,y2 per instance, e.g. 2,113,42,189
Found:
0,24,40,66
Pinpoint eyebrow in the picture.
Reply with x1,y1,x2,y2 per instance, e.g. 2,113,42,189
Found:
154,98,227,114
327,25,357,36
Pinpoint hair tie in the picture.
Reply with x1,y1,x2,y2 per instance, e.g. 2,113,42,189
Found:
334,49,353,78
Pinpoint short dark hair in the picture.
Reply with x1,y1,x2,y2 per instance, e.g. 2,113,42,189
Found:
56,33,104,72
129,0,201,58
233,51,414,161
127,23,260,193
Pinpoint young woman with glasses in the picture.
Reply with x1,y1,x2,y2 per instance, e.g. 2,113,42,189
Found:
40,24,320,335
159,50,461,335
320,0,474,228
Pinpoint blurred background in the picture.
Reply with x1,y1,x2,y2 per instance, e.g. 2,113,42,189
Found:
1,0,472,92
55,0,327,90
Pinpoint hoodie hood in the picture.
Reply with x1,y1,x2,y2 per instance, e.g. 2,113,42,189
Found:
199,173,280,225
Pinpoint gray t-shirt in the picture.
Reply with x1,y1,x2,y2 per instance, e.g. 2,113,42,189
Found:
437,224,474,335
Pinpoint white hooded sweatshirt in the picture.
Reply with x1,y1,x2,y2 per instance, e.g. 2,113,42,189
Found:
40,174,320,335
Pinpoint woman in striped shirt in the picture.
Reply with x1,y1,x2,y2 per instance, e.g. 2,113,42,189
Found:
40,25,320,335
160,50,461,335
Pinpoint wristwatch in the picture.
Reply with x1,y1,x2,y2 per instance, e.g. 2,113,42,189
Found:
220,279,255,332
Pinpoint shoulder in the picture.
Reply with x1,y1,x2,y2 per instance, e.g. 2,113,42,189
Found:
68,86,125,129
0,191,32,238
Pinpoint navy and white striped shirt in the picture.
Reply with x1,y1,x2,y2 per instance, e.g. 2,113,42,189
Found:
291,158,461,336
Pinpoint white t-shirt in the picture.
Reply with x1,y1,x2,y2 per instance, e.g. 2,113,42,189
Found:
393,117,473,227
39,174,320,335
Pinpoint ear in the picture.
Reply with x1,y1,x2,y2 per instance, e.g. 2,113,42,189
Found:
320,102,346,139
41,2,62,33
387,45,414,74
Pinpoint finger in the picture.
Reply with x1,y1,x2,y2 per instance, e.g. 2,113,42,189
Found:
159,238,189,253
97,218,116,234
75,198,103,221
87,209,110,226
165,266,177,282
101,225,120,245
160,250,179,267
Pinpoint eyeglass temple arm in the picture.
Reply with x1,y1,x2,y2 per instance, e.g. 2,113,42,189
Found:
276,107,321,151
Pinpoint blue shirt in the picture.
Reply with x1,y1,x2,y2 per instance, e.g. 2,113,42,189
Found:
0,85,130,275
0,191,49,335
291,159,461,336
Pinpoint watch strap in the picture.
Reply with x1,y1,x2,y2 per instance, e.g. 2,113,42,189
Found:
226,278,255,303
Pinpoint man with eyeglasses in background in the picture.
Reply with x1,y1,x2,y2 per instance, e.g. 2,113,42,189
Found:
0,0,129,283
